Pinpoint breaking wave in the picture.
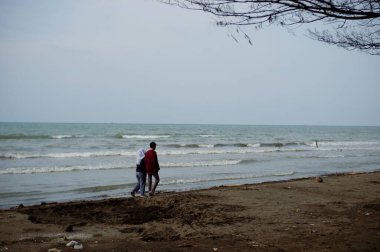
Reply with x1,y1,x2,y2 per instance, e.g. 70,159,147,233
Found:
115,134,171,139
316,141,380,147
1,140,379,160
0,159,256,174
0,151,136,159
163,142,309,148
0,164,129,174
0,147,318,160
0,134,85,140
162,159,245,168
0,148,280,160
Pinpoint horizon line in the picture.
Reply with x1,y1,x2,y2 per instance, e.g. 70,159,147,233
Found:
0,121,379,127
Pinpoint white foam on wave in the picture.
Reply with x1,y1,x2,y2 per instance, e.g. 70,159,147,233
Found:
0,147,311,160
0,159,244,174
319,154,346,158
6,141,377,161
0,159,250,174
0,163,130,174
159,148,281,156
121,135,170,139
52,135,78,139
198,144,215,148
0,149,254,159
199,135,218,138
163,159,242,168
317,146,380,152
316,141,380,147
248,143,261,148
0,151,136,159
159,149,232,156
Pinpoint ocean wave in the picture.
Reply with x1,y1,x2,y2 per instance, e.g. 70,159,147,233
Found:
0,134,52,140
214,143,249,147
115,134,171,139
316,146,380,152
287,152,380,160
248,143,261,148
163,159,243,168
0,164,129,174
163,142,300,148
238,159,258,164
0,147,312,160
164,143,251,148
5,141,377,160
158,148,312,155
260,143,284,147
0,190,47,198
159,149,264,156
161,171,296,185
52,135,85,139
0,134,86,140
69,183,134,193
0,159,256,174
199,135,218,138
316,154,346,158
0,184,136,198
260,142,308,147
287,154,346,159
316,141,380,147
164,144,201,148
0,151,136,159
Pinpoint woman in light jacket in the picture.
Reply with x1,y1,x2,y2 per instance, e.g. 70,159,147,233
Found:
130,148,146,197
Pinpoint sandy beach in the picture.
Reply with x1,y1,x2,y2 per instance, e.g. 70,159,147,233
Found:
0,171,379,252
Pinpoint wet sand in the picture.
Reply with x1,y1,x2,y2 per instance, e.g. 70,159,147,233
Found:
0,172,379,251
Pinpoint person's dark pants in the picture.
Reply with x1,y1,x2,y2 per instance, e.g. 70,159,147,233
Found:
148,172,160,194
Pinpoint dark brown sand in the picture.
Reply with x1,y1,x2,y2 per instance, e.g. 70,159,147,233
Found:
0,172,379,251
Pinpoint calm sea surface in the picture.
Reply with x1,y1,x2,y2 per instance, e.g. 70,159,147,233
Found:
1,123,379,208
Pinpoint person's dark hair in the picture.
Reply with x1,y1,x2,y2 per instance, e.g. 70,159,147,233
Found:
150,142,156,149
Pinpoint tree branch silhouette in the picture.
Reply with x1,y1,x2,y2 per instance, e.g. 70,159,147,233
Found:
162,0,380,55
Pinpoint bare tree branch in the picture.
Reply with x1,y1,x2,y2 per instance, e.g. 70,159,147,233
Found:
162,0,380,55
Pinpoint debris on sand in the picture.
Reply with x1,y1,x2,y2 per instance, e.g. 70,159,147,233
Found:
316,177,323,183
48,249,62,252
66,240,83,249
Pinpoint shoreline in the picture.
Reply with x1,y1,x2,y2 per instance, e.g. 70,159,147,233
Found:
1,171,379,251
3,170,378,211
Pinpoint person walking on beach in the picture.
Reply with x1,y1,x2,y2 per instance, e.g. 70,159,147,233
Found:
145,142,160,196
131,148,146,197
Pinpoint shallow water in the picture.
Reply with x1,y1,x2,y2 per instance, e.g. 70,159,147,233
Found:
1,123,379,208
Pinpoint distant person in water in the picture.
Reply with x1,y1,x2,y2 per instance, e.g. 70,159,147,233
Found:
131,148,146,197
145,142,160,196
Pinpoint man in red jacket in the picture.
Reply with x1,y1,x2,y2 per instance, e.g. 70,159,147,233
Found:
145,142,160,196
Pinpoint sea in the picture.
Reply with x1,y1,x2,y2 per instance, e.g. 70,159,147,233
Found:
1,122,379,209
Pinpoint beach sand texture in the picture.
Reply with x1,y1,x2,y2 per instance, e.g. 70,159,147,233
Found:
0,172,379,251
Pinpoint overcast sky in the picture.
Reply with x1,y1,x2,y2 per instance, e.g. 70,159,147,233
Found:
0,0,379,126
